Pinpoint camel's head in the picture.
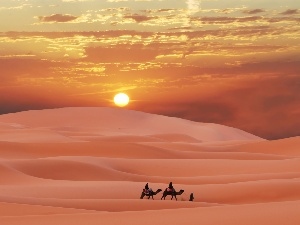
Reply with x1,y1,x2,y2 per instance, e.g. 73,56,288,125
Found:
179,189,184,193
157,189,162,192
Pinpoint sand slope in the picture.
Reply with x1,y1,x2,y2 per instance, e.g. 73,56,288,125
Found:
0,107,299,224
0,107,262,143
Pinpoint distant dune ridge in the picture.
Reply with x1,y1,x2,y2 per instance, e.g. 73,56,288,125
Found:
0,107,262,143
0,107,299,225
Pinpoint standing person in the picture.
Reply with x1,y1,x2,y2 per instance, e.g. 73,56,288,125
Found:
189,193,194,201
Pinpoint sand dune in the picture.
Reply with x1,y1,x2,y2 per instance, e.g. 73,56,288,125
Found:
0,107,299,224
1,201,300,225
0,107,262,143
227,137,300,156
0,128,81,143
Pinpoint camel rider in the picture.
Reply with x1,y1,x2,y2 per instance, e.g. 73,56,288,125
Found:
168,182,175,192
144,183,153,194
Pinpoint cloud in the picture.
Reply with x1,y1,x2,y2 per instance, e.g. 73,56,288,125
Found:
135,74,300,140
2,31,153,39
123,14,156,23
267,17,300,23
198,16,262,24
38,14,79,23
0,85,92,115
84,45,164,62
62,0,94,1
280,9,298,15
187,0,201,15
242,9,265,14
0,58,54,81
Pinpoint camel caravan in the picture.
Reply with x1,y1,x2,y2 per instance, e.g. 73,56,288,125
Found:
140,182,193,201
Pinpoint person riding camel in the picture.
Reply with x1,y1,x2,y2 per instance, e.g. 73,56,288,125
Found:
168,182,175,193
144,183,153,195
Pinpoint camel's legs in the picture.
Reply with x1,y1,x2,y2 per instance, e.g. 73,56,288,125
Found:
170,193,177,200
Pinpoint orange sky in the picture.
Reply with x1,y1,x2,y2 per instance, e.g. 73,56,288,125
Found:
0,0,299,139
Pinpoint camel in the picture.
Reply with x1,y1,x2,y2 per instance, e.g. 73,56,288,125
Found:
161,189,184,201
140,189,162,200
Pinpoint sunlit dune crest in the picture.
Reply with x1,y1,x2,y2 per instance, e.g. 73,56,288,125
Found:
0,107,262,143
0,107,299,224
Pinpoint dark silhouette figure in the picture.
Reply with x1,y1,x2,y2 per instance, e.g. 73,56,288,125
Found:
140,189,162,200
189,193,194,201
161,189,184,201
168,182,175,192
144,183,151,195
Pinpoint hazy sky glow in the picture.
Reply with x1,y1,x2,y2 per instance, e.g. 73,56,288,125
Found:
0,0,299,139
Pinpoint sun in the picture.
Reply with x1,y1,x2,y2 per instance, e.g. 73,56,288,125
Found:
114,93,130,107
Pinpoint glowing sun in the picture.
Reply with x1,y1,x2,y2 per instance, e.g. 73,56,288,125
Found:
114,93,130,107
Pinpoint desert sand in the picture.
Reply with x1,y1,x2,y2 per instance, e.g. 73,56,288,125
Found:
0,107,299,224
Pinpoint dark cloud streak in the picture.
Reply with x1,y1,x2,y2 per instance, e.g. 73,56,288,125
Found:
38,14,78,23
123,14,157,23
280,9,298,15
243,9,265,14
